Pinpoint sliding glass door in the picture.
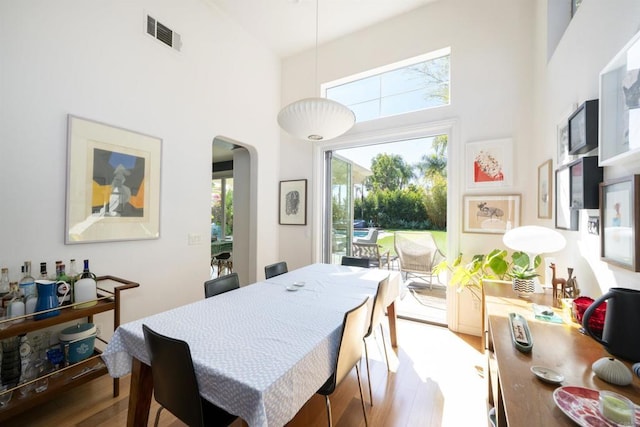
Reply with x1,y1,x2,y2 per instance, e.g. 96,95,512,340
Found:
324,152,353,264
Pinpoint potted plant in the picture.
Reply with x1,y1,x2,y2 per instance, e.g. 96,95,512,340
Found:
509,264,539,298
434,249,540,301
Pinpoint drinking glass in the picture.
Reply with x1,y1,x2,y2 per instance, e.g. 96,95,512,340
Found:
0,385,12,407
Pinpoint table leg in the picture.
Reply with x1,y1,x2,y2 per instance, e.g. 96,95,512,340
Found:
127,357,153,427
387,300,398,348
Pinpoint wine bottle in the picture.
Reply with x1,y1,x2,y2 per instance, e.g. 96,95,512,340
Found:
39,262,48,279
68,258,78,303
73,259,97,309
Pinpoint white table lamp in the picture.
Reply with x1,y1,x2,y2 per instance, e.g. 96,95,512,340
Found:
502,226,566,293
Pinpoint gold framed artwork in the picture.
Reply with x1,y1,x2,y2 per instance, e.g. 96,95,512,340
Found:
538,159,553,219
65,115,162,244
462,194,521,234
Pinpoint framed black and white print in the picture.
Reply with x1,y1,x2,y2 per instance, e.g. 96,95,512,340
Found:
279,179,307,225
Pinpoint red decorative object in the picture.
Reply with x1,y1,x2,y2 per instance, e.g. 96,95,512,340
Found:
474,161,504,183
573,296,606,337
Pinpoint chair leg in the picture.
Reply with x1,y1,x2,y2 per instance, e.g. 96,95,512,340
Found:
325,395,333,427
363,339,373,406
154,406,164,427
355,364,369,427
379,324,390,371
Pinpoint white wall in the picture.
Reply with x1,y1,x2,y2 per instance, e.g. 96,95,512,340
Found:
534,0,640,297
280,0,536,334
0,0,281,328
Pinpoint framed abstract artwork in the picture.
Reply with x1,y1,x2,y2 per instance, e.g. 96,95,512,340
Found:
465,138,513,189
538,159,553,219
600,175,640,271
65,115,162,243
462,194,521,234
279,179,307,225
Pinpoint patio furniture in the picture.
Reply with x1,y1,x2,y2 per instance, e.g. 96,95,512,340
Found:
352,242,391,269
354,228,378,244
394,231,445,289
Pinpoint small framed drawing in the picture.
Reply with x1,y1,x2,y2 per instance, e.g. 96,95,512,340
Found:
599,30,640,166
279,179,307,225
600,175,640,271
462,194,521,234
557,104,577,166
465,138,513,189
65,115,162,244
538,159,553,219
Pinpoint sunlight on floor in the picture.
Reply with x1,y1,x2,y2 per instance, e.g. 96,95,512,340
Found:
398,319,488,427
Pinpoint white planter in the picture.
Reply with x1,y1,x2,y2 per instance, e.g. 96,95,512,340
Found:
512,278,535,298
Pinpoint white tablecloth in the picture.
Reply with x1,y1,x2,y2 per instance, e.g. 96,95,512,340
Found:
101,263,399,427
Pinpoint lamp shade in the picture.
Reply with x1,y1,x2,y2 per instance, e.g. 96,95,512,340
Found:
277,97,355,141
502,225,566,254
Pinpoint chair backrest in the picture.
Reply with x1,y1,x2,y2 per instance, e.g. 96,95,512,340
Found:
264,261,288,279
341,256,370,268
351,242,381,261
204,272,240,298
354,228,378,244
142,324,205,427
394,231,442,272
367,276,389,337
326,297,370,395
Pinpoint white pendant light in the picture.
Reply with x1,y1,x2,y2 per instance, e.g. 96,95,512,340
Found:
277,0,355,142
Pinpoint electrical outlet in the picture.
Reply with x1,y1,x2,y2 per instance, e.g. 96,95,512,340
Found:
95,323,103,337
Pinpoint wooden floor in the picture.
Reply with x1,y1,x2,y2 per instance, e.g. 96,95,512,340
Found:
2,319,488,427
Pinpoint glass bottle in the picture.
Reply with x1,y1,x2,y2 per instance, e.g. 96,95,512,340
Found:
6,281,25,322
0,267,10,296
39,262,48,279
55,263,72,306
68,259,78,303
74,259,97,308
18,261,36,300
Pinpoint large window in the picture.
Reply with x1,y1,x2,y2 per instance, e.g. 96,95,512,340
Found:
324,47,450,123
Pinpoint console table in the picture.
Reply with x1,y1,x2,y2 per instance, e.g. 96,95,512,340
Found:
483,281,640,426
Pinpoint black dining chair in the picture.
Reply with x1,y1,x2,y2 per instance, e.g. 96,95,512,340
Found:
142,324,238,427
341,256,370,268
204,272,240,298
363,276,391,406
317,298,370,427
264,261,288,279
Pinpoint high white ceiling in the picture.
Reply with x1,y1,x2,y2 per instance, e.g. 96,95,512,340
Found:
207,0,437,58
211,0,438,163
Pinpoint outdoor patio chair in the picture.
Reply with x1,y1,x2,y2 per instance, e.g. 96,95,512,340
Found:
394,231,445,289
352,242,390,269
354,228,378,244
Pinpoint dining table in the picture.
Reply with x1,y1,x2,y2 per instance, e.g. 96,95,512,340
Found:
101,263,400,427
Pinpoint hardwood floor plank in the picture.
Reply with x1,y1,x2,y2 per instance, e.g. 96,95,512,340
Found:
0,318,486,426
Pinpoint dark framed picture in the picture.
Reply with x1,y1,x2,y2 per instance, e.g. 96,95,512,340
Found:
279,179,307,225
568,99,598,155
600,175,640,271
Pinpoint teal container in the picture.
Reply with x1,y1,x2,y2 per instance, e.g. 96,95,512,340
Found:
59,323,96,364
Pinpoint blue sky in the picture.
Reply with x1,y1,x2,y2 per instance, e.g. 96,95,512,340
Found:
336,136,435,171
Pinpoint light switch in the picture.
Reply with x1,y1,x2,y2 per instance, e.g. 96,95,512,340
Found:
188,233,202,245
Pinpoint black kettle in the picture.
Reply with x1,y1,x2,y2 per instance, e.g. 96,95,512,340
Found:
582,287,640,362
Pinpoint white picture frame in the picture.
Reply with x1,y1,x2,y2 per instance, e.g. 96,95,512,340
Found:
465,138,513,189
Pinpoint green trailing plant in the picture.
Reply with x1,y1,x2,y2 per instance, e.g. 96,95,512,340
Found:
434,249,541,300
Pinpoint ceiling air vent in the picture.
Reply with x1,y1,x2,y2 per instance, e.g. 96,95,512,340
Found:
146,14,182,52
